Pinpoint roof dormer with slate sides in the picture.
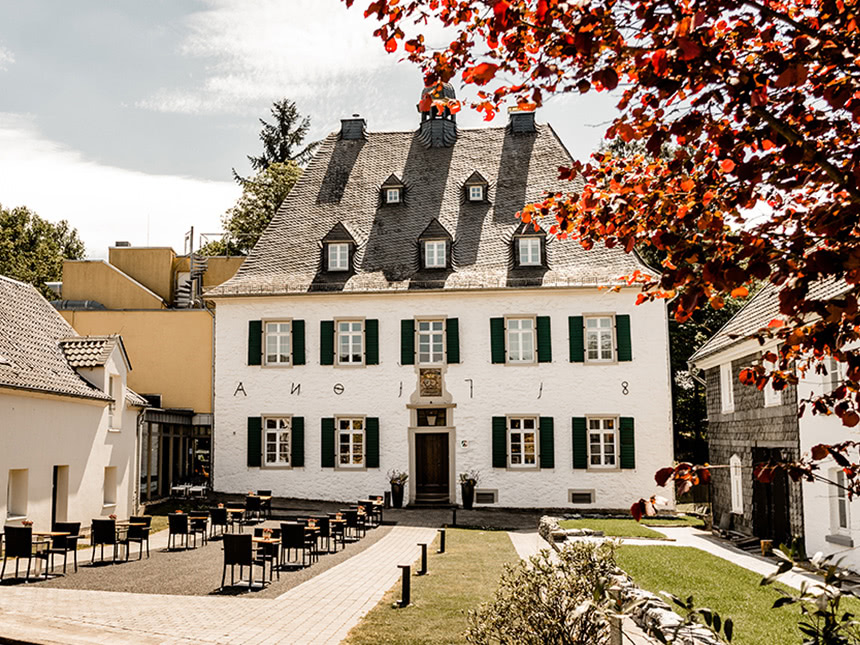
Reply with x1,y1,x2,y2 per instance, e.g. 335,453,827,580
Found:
208,120,652,297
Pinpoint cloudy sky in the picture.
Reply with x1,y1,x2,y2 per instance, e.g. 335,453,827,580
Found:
0,0,619,258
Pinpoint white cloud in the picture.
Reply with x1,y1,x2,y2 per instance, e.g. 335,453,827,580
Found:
0,114,240,258
138,0,399,116
0,45,14,71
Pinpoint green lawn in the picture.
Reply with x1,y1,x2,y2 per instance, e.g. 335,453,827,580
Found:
642,515,706,529
558,518,666,538
617,545,826,645
344,529,518,644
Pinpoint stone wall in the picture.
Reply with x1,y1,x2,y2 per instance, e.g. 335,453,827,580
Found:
705,352,804,540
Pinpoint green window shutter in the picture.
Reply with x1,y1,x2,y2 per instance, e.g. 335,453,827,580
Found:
620,417,636,469
536,316,552,363
365,319,379,365
247,417,262,467
291,417,305,467
539,417,554,468
446,318,460,364
248,321,262,366
400,319,415,365
365,417,380,468
490,318,506,364
568,316,584,363
572,417,587,469
320,321,335,365
492,417,507,468
292,320,306,365
321,418,335,468
616,314,633,362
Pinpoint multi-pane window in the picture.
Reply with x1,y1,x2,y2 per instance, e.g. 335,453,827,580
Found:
585,316,614,362
826,357,843,394
418,320,445,364
507,318,535,363
328,243,350,272
588,418,617,468
468,185,484,201
424,241,447,269
264,417,291,466
337,320,364,365
518,237,541,266
338,418,364,467
834,469,850,531
720,363,735,413
265,321,291,365
730,454,743,514
508,417,537,468
385,187,401,204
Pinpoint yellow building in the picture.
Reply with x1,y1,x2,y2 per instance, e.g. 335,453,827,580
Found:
54,244,243,499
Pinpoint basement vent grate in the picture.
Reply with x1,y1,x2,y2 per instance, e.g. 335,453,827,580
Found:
475,490,498,504
569,490,595,505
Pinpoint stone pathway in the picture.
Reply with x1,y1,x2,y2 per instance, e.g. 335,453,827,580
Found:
0,525,436,644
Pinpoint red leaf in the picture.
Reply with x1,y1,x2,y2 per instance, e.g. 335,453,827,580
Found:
384,37,397,53
463,62,499,85
720,159,736,173
811,444,829,460
677,38,703,61
767,318,784,328
731,286,749,297
698,467,712,484
650,49,668,75
655,467,676,487
630,500,645,522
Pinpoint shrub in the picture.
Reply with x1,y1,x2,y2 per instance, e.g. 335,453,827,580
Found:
466,541,616,644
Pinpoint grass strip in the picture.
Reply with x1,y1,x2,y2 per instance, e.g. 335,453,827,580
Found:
558,518,666,538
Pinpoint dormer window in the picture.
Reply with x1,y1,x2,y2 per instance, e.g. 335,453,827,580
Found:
327,243,350,272
424,240,447,269
464,170,489,203
468,185,484,202
518,237,542,266
385,187,402,204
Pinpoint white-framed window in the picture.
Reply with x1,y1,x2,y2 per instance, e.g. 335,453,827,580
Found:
418,320,445,364
585,316,614,362
720,363,735,413
328,243,350,272
508,417,538,468
730,454,743,514
506,317,536,363
517,237,542,266
6,469,28,519
833,468,850,532
826,357,844,394
265,321,292,365
263,417,292,466
338,417,365,467
385,187,401,204
337,320,364,365
763,383,782,407
468,185,484,201
424,240,447,269
588,417,617,468
103,466,117,506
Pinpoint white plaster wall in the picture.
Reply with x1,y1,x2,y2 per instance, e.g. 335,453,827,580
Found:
213,287,674,510
0,345,139,530
798,368,860,571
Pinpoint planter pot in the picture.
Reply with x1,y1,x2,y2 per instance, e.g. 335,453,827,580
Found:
390,482,405,508
461,483,475,510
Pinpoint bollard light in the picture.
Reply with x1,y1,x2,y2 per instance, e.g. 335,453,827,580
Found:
438,528,446,554
417,542,428,575
397,564,411,607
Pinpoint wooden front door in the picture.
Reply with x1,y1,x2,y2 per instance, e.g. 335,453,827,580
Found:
752,447,791,546
415,433,450,504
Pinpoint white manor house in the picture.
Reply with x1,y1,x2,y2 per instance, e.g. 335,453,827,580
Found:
207,87,674,509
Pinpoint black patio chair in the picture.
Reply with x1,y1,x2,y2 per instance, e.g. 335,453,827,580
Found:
2,525,49,580
311,516,332,553
368,495,385,524
190,514,208,547
91,518,118,564
244,496,262,522
167,513,191,550
221,533,266,590
327,514,346,552
342,509,366,541
279,522,313,568
358,501,378,528
209,507,230,538
257,490,272,518
120,516,151,560
49,521,81,573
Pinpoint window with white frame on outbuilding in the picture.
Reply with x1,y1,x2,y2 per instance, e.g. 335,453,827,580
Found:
508,417,538,468
720,363,735,413
265,321,292,365
264,417,291,466
588,417,617,468
730,454,743,514
833,468,851,532
338,417,365,467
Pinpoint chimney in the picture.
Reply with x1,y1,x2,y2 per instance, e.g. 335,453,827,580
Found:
340,114,367,140
509,109,536,134
114,241,131,247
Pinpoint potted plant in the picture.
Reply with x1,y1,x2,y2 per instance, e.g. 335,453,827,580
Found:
459,470,479,509
388,470,408,508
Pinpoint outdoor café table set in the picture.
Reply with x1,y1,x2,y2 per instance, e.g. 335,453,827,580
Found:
219,495,385,592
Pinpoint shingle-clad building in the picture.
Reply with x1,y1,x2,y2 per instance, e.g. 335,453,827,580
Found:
207,87,674,509
0,275,146,528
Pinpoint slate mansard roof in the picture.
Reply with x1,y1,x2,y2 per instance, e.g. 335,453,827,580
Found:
208,123,652,297
0,275,145,405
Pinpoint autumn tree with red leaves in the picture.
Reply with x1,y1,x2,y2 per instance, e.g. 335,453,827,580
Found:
345,0,860,504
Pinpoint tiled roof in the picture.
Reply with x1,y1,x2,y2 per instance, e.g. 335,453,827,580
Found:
207,123,652,297
690,278,851,363
125,389,149,407
59,336,124,368
0,276,112,401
